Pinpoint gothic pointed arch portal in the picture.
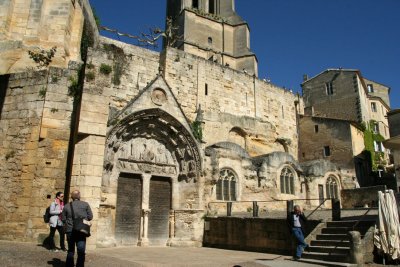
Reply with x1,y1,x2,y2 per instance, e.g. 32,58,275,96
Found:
104,108,202,246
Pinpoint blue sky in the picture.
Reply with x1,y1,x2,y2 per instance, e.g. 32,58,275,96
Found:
90,0,400,109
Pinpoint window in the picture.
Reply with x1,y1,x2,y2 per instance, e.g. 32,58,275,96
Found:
323,146,331,157
209,0,215,14
280,166,295,194
326,176,339,199
192,0,199,8
371,102,377,112
314,125,319,133
216,169,237,201
205,83,208,95
325,82,333,95
367,84,374,93
374,141,384,152
208,37,213,45
373,123,379,134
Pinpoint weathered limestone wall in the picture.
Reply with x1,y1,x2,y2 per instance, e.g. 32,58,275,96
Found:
203,217,320,254
71,37,160,248
0,66,77,241
161,48,300,158
85,37,160,112
299,116,358,171
341,185,386,208
0,0,99,75
302,71,362,122
364,78,391,107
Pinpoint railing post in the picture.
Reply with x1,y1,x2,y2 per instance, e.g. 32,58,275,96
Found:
332,198,341,221
287,200,294,216
227,202,232,217
252,201,259,217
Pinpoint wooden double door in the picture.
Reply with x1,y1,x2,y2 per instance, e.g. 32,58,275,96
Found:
115,173,171,246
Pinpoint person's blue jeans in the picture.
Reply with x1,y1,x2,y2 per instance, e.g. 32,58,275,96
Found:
66,231,87,267
292,227,308,258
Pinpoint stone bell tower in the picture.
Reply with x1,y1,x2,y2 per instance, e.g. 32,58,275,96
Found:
166,0,258,76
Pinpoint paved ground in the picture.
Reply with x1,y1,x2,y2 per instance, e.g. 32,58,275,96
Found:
0,240,393,267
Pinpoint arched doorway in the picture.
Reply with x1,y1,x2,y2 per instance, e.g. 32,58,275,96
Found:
104,109,202,246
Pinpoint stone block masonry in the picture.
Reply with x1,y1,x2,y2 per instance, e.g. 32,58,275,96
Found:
0,66,78,242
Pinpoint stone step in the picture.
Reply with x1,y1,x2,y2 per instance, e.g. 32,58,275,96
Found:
302,251,349,263
327,220,374,228
322,227,351,234
311,240,351,247
298,258,357,267
308,245,350,254
316,234,350,241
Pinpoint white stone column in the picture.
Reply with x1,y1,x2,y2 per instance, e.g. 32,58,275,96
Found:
167,210,175,246
171,175,179,210
138,173,151,246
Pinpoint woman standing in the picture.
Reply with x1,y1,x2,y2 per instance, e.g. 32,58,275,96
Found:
48,191,66,251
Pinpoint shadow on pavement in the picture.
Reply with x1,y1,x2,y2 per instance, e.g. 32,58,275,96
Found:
47,258,65,267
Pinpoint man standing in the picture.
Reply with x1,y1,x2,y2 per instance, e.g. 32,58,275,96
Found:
62,190,93,267
287,205,309,260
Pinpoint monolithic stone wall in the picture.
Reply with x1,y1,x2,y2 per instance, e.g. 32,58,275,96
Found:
161,48,301,158
0,66,77,241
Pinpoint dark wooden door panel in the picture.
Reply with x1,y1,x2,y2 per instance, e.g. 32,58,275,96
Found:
148,176,171,245
115,173,142,245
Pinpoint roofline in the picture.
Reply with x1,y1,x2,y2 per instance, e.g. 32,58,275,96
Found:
368,95,391,111
301,69,360,86
388,109,400,115
300,115,364,131
363,78,391,93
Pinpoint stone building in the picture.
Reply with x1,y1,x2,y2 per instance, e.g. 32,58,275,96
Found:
302,69,390,135
384,109,400,191
299,115,371,189
301,69,392,182
0,0,392,249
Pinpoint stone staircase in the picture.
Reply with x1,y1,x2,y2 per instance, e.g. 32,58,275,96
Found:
302,220,375,264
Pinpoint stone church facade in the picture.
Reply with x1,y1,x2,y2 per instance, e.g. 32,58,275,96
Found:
0,0,387,248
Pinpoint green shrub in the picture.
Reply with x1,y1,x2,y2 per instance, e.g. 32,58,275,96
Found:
99,64,112,75
86,71,95,81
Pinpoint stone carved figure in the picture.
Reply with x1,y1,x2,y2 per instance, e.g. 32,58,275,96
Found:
140,144,155,162
121,138,174,166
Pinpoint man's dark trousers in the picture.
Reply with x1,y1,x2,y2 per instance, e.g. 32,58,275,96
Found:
66,231,87,267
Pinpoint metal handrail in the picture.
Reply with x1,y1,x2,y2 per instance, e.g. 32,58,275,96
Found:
306,198,332,219
207,198,335,218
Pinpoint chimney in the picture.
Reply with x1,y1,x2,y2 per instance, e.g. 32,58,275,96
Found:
303,74,308,82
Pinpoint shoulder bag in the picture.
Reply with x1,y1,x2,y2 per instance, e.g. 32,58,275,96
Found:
70,201,91,237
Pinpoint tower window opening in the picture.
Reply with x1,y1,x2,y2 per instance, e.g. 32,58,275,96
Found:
208,37,213,45
193,0,199,9
209,0,215,14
